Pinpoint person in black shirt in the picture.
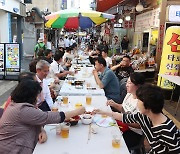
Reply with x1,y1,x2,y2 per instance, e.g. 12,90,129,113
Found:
111,55,134,103
111,55,134,82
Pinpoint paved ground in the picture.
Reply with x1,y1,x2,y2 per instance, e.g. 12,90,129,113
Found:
0,56,32,106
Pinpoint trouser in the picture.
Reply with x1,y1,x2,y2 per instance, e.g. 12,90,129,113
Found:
123,129,142,149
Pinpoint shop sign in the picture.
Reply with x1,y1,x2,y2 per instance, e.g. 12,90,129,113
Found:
157,26,180,89
0,0,5,6
0,0,20,15
0,44,4,70
167,5,180,22
135,8,160,32
5,43,20,72
124,21,133,29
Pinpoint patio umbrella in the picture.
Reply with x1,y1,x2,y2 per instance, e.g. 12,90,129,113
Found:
45,9,115,30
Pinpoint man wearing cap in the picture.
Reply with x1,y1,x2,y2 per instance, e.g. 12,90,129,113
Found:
34,38,46,58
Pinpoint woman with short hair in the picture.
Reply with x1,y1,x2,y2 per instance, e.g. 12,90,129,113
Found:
94,84,180,154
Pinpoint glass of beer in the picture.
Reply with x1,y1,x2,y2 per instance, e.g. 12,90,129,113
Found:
86,94,92,105
63,95,69,105
111,130,122,148
60,122,70,138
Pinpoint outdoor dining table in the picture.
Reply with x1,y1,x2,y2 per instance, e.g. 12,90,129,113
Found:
59,64,105,96
33,96,129,154
72,56,91,64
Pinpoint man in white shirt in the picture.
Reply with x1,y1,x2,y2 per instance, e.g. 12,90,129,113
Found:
102,48,112,68
36,60,54,111
49,52,73,79
64,36,70,49
58,38,65,48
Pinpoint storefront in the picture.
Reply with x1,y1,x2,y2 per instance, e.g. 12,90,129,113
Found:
0,0,25,42
133,8,160,56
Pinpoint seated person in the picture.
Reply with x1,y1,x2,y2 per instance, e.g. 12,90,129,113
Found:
111,55,134,82
93,57,120,103
43,49,53,64
63,47,74,62
94,84,180,154
49,52,73,79
0,80,85,153
102,47,112,68
107,72,145,150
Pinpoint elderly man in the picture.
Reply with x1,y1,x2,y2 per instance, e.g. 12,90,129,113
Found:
36,60,53,111
93,57,120,103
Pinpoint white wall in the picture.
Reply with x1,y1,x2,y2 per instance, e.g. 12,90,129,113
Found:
23,22,36,56
0,10,9,43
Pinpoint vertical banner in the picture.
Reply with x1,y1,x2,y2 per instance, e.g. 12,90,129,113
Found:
5,43,20,72
158,26,180,89
0,44,5,71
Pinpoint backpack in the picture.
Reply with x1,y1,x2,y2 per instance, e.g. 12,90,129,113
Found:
36,43,46,57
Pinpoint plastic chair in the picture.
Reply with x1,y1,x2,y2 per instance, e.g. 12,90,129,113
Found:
129,135,146,154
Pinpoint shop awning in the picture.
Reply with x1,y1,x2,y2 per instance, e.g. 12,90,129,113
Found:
96,0,124,12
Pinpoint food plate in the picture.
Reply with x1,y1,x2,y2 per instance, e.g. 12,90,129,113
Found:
65,115,80,126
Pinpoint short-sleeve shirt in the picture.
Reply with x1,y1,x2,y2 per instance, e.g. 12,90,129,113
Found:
105,57,112,68
99,67,120,102
115,66,134,81
49,60,64,76
122,93,142,135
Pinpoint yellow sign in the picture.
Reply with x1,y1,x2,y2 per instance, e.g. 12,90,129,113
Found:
158,26,180,89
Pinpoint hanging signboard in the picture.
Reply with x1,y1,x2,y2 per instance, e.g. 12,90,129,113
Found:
157,26,180,89
0,44,4,71
5,43,20,72
167,5,180,22
135,8,160,32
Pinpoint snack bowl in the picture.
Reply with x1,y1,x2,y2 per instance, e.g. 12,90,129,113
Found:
81,114,93,125
65,115,80,126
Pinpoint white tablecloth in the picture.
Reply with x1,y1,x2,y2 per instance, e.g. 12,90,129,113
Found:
33,96,129,154
59,65,105,96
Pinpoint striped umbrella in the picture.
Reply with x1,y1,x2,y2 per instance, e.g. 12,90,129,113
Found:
45,9,115,30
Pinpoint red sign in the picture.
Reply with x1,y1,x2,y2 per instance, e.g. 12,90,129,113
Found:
124,21,133,29
167,33,180,52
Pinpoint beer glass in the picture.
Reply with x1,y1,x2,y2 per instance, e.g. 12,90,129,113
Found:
60,122,70,138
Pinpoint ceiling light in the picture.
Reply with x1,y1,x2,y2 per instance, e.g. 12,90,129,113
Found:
136,1,144,12
118,19,123,23
125,16,131,21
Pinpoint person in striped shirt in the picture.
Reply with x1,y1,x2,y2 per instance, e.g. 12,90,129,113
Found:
93,84,180,154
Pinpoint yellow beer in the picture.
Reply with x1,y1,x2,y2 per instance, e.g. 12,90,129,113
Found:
61,128,69,138
112,139,120,148
86,96,92,105
101,115,107,118
63,96,68,104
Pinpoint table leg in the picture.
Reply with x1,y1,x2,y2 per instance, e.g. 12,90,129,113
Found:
170,84,176,103
175,95,180,116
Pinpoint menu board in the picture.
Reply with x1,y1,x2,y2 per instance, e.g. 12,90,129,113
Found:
5,43,20,72
0,44,4,70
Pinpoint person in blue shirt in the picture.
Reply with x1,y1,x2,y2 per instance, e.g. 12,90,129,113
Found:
93,57,120,103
